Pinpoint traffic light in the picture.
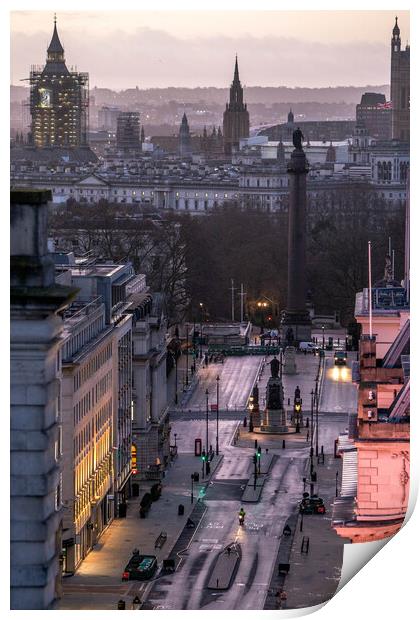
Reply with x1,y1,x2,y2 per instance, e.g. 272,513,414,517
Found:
201,450,206,461
257,446,261,459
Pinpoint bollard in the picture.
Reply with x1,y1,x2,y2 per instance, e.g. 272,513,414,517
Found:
287,398,290,406
321,445,324,455
282,439,286,449
117,600,126,610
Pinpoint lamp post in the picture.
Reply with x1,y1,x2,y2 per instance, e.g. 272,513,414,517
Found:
322,325,325,350
192,319,197,372
216,374,220,456
205,388,209,458
199,303,204,358
315,382,319,458
191,473,194,504
174,433,177,447
174,353,178,405
185,324,189,386
310,389,314,474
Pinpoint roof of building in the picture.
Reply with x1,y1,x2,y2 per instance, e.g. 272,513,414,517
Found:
382,319,410,368
47,18,65,55
10,146,98,164
359,92,386,106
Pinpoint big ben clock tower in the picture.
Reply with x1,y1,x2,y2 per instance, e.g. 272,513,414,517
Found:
29,15,89,148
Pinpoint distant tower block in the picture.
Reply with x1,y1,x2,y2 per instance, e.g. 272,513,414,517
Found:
179,112,192,159
281,131,312,345
391,16,410,142
223,56,250,155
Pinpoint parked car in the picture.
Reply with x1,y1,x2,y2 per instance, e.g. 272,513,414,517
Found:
122,553,158,581
299,496,326,515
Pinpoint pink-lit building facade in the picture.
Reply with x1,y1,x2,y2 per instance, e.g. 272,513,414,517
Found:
332,276,410,543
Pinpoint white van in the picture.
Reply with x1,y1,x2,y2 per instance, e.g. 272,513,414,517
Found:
298,342,318,352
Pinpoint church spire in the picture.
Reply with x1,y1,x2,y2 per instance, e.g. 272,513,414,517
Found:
233,54,240,83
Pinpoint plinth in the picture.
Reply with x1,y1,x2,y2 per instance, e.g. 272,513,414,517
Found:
283,346,297,374
260,375,288,434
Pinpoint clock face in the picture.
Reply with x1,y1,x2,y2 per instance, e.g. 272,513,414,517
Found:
39,88,51,108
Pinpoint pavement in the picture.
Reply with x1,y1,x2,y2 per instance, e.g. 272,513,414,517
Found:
279,453,350,610
57,452,223,610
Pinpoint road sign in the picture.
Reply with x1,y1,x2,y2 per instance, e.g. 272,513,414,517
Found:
210,404,218,411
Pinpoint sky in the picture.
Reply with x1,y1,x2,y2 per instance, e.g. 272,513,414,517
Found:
10,10,410,89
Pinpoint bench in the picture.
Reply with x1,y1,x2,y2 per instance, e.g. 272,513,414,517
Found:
154,531,167,549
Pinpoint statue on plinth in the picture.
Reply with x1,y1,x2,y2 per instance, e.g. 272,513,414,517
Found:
260,354,288,434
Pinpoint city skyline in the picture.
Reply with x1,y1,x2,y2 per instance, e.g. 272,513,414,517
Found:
11,10,409,89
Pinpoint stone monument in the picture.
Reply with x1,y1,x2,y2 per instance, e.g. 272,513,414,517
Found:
283,346,297,374
281,128,312,344
260,356,288,434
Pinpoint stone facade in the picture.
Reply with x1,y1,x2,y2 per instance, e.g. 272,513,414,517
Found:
130,293,170,483
10,189,77,609
390,17,410,142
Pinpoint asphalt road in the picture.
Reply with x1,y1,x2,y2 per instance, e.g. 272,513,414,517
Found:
319,353,358,415
147,453,305,610
185,356,262,412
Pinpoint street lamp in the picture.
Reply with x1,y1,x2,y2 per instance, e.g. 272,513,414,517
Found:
315,382,319,457
174,353,178,405
185,324,189,386
310,389,314,474
216,375,220,456
199,303,204,358
322,325,325,350
205,388,209,458
192,318,197,373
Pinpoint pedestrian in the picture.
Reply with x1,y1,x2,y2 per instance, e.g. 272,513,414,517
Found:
266,448,269,454
280,590,287,608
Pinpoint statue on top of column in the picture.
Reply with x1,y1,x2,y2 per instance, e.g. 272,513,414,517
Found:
292,127,304,151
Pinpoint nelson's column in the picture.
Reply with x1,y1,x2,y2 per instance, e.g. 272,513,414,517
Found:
281,128,312,345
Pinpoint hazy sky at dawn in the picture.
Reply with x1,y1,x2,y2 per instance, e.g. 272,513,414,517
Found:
10,10,410,89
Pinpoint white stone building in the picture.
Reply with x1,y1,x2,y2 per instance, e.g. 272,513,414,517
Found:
59,297,115,573
10,189,77,609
